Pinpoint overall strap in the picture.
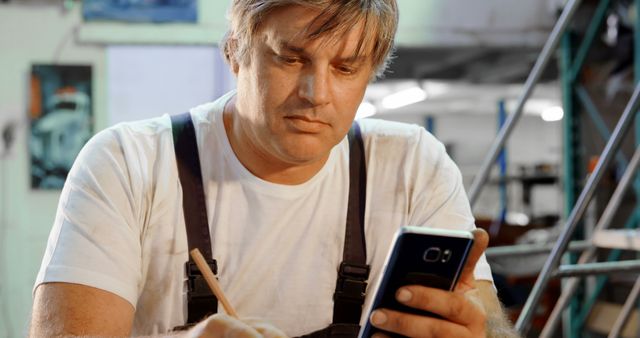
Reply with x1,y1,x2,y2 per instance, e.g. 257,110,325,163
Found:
170,112,218,326
297,121,369,338
332,121,370,325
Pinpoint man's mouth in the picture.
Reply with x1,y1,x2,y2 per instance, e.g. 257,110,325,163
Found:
287,115,328,124
284,115,330,132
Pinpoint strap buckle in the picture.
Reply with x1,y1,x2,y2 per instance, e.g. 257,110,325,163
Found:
185,259,219,324
186,259,218,298
334,262,370,302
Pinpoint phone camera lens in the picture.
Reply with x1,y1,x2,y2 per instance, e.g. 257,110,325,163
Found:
423,247,441,262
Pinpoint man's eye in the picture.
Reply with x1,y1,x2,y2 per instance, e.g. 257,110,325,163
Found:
278,55,302,65
336,65,357,75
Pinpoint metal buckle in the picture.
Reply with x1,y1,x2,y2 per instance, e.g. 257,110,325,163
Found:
334,262,370,302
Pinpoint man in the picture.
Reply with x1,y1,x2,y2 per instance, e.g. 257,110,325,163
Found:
30,1,519,337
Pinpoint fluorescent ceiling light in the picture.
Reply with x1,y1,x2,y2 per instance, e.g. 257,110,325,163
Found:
507,98,560,116
381,86,427,110
355,101,377,119
541,106,564,122
506,212,530,226
423,81,450,97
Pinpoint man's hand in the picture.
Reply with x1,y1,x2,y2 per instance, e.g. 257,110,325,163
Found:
369,229,490,338
185,314,288,338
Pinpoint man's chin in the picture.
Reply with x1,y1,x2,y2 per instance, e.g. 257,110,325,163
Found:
277,140,332,165
280,150,327,166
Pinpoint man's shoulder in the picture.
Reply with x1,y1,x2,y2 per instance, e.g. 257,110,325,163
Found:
70,115,173,176
357,118,441,150
76,115,178,173
83,98,224,167
98,104,213,144
92,115,170,146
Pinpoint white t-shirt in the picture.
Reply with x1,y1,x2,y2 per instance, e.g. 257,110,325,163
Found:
35,91,493,337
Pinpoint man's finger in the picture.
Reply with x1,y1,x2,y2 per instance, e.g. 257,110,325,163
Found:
393,286,484,326
369,308,471,338
188,314,262,338
457,228,489,288
370,332,391,338
244,318,288,338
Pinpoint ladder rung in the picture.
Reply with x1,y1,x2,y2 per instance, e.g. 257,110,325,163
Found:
553,260,640,278
592,229,640,250
486,240,591,258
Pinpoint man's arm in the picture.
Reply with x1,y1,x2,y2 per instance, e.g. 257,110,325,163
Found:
30,282,135,337
30,283,287,338
476,280,521,338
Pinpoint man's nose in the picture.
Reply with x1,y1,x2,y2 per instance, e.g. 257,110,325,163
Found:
298,67,330,106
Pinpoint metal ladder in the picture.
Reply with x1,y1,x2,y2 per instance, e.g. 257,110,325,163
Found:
469,0,640,336
488,138,640,336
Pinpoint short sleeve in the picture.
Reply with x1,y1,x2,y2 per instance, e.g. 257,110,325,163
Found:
407,128,493,282
34,127,147,307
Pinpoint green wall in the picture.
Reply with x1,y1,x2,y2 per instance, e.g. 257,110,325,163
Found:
0,6,105,336
0,2,226,336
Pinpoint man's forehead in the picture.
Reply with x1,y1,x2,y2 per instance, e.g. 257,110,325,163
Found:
260,5,373,59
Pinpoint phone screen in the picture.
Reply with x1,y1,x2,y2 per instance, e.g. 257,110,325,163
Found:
358,227,474,338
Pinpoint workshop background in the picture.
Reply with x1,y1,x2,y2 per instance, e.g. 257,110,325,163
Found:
1,0,639,337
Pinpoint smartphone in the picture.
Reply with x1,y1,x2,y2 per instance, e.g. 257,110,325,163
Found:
358,226,474,338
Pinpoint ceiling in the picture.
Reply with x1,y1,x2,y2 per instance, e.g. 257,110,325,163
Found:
363,79,562,118
366,46,562,118
385,47,558,84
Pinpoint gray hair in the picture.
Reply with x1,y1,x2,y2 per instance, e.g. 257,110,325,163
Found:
222,0,398,79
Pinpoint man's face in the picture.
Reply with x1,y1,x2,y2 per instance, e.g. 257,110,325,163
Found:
231,5,374,167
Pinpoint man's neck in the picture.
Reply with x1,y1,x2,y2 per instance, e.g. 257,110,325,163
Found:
222,98,330,185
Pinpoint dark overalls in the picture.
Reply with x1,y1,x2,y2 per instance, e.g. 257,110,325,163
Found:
171,113,370,337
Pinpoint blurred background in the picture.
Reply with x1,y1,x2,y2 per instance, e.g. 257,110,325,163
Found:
1,0,640,337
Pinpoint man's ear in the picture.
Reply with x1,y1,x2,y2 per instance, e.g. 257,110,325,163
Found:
231,59,240,75
226,38,241,75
